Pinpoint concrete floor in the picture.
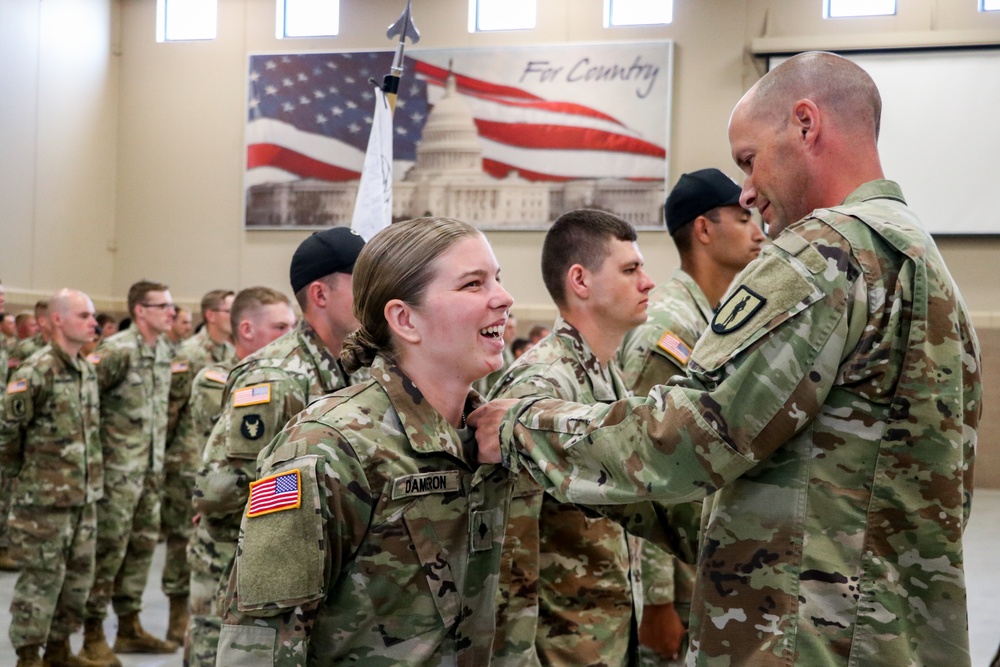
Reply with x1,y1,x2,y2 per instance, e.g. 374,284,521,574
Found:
1,489,999,666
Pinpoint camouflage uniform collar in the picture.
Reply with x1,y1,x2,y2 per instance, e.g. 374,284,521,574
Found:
840,179,906,206
552,316,628,402
672,268,717,319
297,319,348,391
369,355,484,468
120,325,160,359
49,341,87,374
188,328,234,363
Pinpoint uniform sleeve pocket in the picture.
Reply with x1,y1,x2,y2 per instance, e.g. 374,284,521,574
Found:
237,455,325,612
217,624,275,667
227,384,282,461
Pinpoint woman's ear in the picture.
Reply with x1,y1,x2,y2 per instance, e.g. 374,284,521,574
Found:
384,299,420,344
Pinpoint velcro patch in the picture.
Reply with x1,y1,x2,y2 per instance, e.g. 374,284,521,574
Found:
204,369,229,384
656,330,691,366
247,470,301,518
171,361,190,374
6,380,27,394
392,471,462,499
233,383,271,407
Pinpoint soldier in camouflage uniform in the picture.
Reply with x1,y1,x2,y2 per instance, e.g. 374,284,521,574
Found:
81,280,179,666
8,301,50,371
0,289,102,667
217,216,516,666
184,286,296,666
0,281,14,572
160,289,236,643
188,229,363,667
489,209,676,667
617,169,765,665
472,52,982,666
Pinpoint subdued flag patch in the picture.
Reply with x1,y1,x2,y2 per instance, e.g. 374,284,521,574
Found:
247,470,301,518
712,285,766,335
656,330,691,366
233,383,271,407
6,379,28,394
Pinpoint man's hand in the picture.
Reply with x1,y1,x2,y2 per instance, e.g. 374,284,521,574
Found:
467,399,519,464
639,602,685,661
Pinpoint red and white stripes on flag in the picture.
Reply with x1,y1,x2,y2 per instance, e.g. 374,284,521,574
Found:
247,470,301,518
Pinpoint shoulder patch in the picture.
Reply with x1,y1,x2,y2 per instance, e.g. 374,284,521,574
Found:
240,414,265,440
233,383,271,407
391,471,462,500
247,470,301,517
86,353,102,365
656,330,691,366
171,361,190,374
204,369,229,384
6,379,28,394
711,285,766,335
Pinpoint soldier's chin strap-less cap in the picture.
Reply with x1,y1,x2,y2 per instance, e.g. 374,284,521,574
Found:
665,168,743,235
289,227,366,293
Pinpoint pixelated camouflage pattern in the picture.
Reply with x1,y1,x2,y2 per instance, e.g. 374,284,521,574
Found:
86,327,173,620
0,334,8,550
188,321,356,666
161,362,232,599
217,355,513,666
8,333,44,369
167,328,236,442
618,269,714,397
498,181,982,666
488,316,652,667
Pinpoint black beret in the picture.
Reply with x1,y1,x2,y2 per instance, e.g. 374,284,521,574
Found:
289,227,365,293
665,169,743,235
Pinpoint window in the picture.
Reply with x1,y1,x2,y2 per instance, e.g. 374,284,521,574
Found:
824,0,896,18
277,0,340,39
982,0,1000,11
156,0,217,41
605,0,673,27
468,0,536,31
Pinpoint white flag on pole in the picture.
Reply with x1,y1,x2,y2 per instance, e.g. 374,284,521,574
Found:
351,87,393,241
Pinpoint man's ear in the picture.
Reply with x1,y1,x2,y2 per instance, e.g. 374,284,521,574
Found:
792,98,820,144
566,264,590,300
307,280,327,309
385,299,420,344
692,215,713,246
237,319,253,344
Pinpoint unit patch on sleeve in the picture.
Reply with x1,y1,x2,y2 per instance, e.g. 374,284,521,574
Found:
656,330,692,366
247,470,301,517
240,414,265,440
711,285,766,335
391,471,462,500
233,383,271,407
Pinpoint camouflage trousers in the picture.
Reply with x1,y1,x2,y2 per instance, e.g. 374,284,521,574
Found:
7,503,97,649
184,523,236,667
86,470,162,620
0,472,13,547
160,469,195,597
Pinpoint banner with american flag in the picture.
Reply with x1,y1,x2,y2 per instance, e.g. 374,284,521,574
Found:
247,470,302,518
244,42,672,230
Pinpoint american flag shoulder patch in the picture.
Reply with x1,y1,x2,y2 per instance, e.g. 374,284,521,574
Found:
204,369,229,384
86,353,102,365
656,330,692,366
6,379,28,394
247,470,301,518
233,383,271,407
171,361,190,374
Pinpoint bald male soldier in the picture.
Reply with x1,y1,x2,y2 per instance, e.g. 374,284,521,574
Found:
472,51,981,666
161,289,237,643
1,289,102,667
189,228,363,667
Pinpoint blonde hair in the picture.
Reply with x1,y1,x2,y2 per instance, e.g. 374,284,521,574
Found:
341,217,481,373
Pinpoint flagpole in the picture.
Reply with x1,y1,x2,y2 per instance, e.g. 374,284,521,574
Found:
383,0,420,115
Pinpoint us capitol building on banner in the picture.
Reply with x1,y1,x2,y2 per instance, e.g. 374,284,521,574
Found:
245,71,665,229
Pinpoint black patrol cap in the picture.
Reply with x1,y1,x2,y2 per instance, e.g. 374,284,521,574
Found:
289,227,365,293
665,168,743,235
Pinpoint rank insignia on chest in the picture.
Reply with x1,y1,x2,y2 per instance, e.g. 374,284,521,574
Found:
233,383,271,407
6,379,27,394
711,285,766,334
656,330,692,365
247,470,301,517
240,414,264,440
171,361,190,374
391,471,462,500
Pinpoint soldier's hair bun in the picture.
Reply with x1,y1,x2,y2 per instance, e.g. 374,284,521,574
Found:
341,328,379,374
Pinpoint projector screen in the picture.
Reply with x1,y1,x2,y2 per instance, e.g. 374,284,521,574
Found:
769,49,1000,235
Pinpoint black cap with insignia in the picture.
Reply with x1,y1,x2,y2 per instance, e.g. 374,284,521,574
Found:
665,168,743,235
289,227,366,294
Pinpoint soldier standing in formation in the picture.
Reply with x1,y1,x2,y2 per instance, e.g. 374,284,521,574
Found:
1,289,103,667
184,286,296,666
472,51,982,666
216,216,516,665
81,280,178,666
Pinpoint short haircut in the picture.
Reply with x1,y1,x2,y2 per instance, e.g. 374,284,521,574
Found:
96,313,116,328
230,286,291,333
126,280,169,317
34,300,49,317
541,209,637,307
671,207,721,255
293,273,340,311
14,313,33,327
200,289,235,319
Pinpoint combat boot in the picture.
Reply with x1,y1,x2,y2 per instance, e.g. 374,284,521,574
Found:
166,595,190,644
113,612,178,654
79,619,121,667
0,545,19,570
15,644,43,667
41,637,103,667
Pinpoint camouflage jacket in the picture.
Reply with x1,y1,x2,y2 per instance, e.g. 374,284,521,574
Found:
92,327,173,476
192,320,355,543
168,362,231,476
488,316,651,667
217,355,514,667
9,333,45,370
0,333,8,385
618,269,714,396
167,328,237,443
0,343,103,505
498,181,982,666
